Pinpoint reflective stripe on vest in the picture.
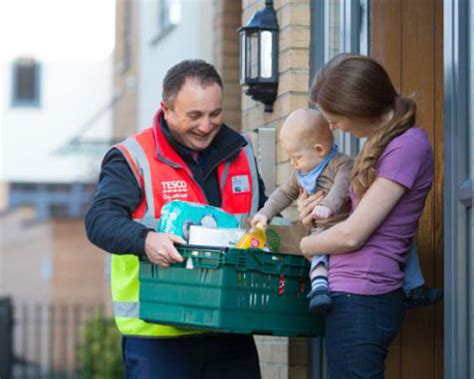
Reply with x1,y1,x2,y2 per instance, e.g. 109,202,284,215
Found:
242,137,260,216
113,300,139,318
110,127,258,337
220,162,231,194
119,138,156,219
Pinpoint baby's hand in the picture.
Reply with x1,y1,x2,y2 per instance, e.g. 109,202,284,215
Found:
250,214,269,229
312,205,333,219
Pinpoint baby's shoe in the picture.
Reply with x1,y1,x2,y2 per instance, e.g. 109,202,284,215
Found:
307,288,332,314
404,285,443,309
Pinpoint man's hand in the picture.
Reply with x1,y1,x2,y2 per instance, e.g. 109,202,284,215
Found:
250,213,269,229
144,232,186,268
312,205,333,219
297,191,325,227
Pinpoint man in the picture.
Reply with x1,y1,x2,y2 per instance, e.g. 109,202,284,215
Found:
85,60,265,378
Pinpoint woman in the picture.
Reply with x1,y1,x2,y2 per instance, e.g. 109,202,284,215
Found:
300,53,434,378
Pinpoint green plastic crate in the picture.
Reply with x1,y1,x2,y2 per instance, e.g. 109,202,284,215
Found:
139,246,324,337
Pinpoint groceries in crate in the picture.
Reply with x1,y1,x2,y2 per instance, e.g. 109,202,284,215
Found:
158,200,240,241
157,201,307,254
159,200,270,250
139,201,324,337
139,245,324,337
188,225,244,248
234,223,267,249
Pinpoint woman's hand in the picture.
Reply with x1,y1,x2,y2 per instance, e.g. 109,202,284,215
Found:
297,190,325,227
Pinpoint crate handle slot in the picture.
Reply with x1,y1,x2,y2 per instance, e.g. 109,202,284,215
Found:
177,245,227,270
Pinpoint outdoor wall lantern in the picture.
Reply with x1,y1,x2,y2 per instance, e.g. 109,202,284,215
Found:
239,0,279,113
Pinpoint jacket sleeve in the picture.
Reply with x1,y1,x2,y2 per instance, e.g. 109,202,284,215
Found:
84,148,152,255
257,171,268,210
258,171,300,220
320,155,354,214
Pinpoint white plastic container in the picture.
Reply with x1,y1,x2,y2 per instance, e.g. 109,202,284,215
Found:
188,226,245,248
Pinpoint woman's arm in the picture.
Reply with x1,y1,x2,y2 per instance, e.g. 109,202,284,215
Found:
300,177,406,257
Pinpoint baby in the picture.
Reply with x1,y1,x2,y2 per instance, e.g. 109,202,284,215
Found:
251,108,353,313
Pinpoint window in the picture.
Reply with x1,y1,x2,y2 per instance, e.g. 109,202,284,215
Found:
151,0,181,44
324,0,341,61
11,58,41,107
8,182,96,219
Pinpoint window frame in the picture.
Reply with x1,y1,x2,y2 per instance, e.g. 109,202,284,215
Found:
11,58,41,108
150,0,180,45
444,0,473,378
310,0,370,158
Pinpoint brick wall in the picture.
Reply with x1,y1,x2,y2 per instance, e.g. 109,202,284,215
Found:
0,208,52,303
0,210,108,307
213,0,242,130
113,0,140,138
50,219,108,306
50,218,109,370
242,0,310,221
240,1,312,378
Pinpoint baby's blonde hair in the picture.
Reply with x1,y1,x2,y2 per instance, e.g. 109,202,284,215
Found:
280,108,333,150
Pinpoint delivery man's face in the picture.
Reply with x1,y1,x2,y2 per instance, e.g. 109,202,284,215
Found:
161,78,224,151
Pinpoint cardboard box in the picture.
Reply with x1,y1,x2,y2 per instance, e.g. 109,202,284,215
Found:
266,220,309,256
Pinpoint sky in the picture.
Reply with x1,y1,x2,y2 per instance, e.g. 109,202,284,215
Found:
0,0,115,63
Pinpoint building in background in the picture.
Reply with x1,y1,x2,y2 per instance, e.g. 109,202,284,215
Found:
113,0,219,140
0,0,115,374
0,0,114,302
0,0,116,219
138,0,214,129
0,1,114,185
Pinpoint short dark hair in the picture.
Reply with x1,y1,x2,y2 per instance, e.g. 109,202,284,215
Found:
162,59,223,107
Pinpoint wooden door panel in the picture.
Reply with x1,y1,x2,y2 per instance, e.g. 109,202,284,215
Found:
371,0,402,89
371,3,403,377
371,0,444,378
400,1,436,376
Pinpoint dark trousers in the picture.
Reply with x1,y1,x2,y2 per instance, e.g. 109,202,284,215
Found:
122,333,261,379
325,289,405,379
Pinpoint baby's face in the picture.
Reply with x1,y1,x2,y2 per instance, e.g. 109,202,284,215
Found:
281,138,323,174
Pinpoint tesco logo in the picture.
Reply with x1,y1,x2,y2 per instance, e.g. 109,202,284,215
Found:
161,180,188,191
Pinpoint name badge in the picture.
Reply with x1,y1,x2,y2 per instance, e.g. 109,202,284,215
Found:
231,175,250,193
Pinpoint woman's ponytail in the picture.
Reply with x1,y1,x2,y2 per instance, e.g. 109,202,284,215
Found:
351,96,416,201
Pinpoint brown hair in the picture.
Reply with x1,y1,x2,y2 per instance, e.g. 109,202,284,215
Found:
162,59,223,108
310,53,416,201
